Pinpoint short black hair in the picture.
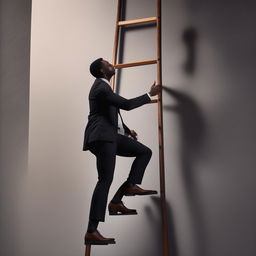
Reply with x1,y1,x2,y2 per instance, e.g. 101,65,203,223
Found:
90,58,103,78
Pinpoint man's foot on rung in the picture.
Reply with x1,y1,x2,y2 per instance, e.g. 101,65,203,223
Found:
108,201,137,215
124,185,157,196
84,230,116,245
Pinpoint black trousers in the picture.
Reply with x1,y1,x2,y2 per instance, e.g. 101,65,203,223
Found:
88,134,152,222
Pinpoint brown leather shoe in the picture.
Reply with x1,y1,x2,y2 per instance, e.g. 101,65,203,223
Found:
124,185,157,196
84,230,115,245
108,201,137,215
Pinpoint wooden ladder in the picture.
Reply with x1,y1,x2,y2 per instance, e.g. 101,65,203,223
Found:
112,0,170,255
85,0,169,255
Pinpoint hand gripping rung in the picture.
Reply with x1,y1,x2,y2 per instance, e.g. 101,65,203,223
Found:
114,59,157,69
118,17,157,26
149,99,158,104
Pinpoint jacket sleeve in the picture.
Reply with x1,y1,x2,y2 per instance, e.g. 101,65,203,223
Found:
97,84,151,111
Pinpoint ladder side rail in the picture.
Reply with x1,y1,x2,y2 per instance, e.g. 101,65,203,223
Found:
85,245,91,256
156,0,170,256
111,0,122,91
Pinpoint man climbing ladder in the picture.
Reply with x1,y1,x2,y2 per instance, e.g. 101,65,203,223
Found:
83,58,161,245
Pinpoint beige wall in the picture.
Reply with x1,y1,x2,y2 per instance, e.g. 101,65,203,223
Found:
1,0,256,256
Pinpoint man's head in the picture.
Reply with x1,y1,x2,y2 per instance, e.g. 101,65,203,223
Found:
89,58,115,80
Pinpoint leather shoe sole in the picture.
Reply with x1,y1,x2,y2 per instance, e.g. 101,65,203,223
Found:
84,239,116,245
124,190,158,196
109,210,137,216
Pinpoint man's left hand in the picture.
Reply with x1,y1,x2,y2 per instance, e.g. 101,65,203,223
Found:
130,130,138,140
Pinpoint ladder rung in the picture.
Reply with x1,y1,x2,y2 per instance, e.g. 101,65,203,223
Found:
114,59,157,69
118,17,157,26
149,99,158,104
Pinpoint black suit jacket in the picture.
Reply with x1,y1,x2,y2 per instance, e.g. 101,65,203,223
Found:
83,78,151,151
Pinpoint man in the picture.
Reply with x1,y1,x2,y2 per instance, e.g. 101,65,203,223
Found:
83,58,161,245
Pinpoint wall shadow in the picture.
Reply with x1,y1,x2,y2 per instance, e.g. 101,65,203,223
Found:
0,0,31,255
163,86,208,256
182,26,198,75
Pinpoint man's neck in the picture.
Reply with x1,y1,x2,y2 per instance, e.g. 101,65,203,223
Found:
101,74,111,81
100,78,110,86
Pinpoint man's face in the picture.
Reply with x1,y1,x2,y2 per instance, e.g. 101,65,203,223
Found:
100,59,115,77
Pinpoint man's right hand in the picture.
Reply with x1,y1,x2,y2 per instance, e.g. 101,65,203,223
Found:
149,81,161,96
